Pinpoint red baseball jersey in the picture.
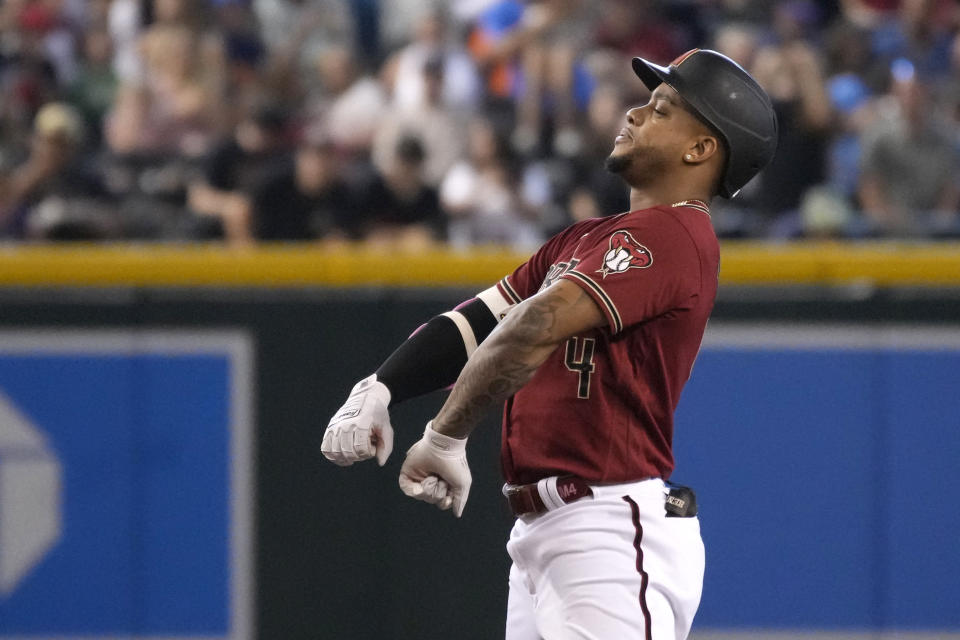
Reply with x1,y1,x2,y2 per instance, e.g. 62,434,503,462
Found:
495,202,719,485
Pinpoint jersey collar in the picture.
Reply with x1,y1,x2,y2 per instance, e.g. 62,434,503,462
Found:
671,199,711,216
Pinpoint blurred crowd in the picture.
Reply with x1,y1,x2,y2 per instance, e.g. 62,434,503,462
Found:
1,0,959,246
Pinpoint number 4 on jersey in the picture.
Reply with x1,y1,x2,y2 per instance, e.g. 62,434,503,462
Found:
564,337,596,399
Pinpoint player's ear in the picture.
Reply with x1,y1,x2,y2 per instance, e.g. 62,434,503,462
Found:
682,135,721,165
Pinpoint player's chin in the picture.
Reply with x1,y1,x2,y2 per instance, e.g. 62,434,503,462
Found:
604,148,633,175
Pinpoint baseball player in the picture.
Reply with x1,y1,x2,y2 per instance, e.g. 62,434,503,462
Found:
322,50,777,639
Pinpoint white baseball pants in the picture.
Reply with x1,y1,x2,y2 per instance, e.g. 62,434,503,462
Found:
504,478,704,640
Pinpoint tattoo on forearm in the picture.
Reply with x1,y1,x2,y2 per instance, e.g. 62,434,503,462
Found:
435,287,574,438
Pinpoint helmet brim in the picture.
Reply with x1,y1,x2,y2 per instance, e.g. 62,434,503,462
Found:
631,56,700,120
631,57,671,92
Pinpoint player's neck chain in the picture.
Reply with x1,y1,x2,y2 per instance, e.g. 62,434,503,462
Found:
672,199,711,216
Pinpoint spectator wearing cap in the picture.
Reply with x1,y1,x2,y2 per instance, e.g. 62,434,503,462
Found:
0,103,109,239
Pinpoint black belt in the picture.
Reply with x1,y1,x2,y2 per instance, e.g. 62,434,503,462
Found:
502,476,593,517
502,477,698,518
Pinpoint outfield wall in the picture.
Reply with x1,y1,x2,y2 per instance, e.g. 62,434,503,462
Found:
0,244,958,639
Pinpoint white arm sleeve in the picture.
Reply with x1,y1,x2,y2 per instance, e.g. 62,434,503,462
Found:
476,285,515,322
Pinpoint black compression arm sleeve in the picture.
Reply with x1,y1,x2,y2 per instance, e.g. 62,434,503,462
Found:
375,298,499,405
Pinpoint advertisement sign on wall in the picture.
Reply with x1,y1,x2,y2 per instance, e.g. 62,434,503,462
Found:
0,331,254,640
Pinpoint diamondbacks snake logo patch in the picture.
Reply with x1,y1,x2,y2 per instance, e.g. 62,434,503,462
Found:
597,230,653,278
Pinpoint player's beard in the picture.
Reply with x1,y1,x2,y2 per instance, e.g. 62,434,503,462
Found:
605,144,669,187
604,150,634,174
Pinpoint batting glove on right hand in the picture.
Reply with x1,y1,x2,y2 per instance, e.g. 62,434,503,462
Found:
398,421,472,517
321,374,393,466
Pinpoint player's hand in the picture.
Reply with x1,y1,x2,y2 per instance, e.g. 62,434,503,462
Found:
398,421,472,517
321,374,393,466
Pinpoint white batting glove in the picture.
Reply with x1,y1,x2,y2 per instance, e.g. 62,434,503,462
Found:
398,421,472,517
321,374,393,466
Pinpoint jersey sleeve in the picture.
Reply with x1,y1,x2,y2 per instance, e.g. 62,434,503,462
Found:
560,210,702,334
496,220,594,304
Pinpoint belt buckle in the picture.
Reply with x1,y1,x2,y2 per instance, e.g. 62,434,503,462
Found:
502,483,539,518
502,483,523,498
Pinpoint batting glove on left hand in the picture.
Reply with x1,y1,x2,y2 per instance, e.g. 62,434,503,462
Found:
399,421,472,517
321,374,393,466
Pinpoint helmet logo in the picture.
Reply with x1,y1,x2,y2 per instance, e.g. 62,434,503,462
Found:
597,230,653,278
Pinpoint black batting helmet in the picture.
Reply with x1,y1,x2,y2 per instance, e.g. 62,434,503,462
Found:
631,49,778,198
